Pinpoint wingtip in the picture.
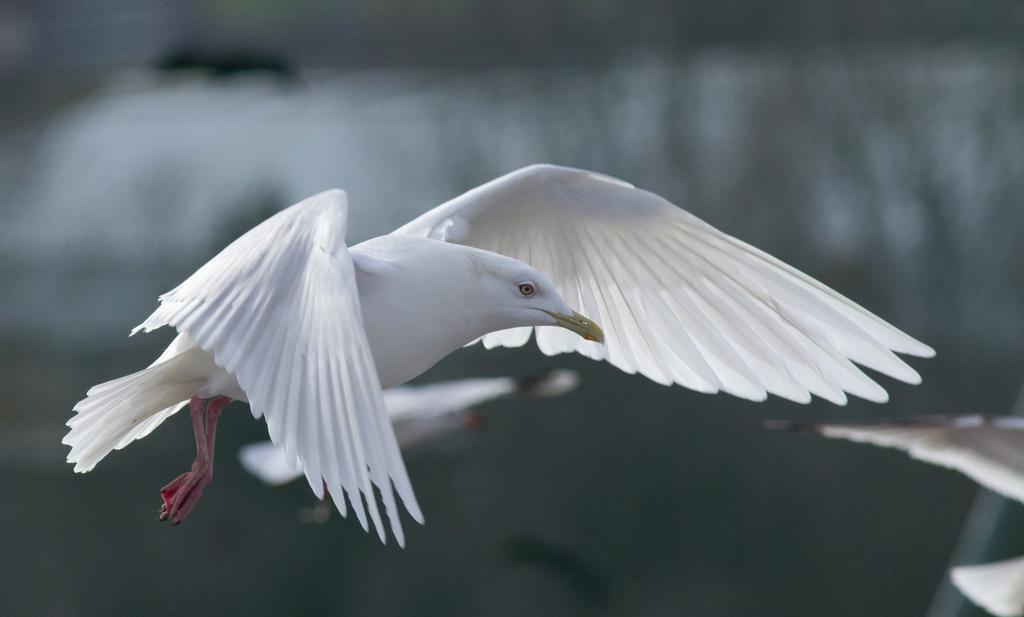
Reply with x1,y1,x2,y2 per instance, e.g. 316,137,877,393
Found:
899,365,923,386
854,382,891,405
386,510,405,548
744,386,770,403
354,509,370,533
818,389,849,406
407,501,426,526
129,321,160,337
391,517,407,548
516,369,581,398
906,340,937,359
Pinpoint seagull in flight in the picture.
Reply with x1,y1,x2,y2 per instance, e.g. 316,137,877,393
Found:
768,415,1024,616
65,164,933,545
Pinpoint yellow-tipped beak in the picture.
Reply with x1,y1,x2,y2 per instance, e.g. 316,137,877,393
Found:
546,310,605,343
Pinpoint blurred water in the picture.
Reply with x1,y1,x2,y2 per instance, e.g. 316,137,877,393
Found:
1,51,1022,617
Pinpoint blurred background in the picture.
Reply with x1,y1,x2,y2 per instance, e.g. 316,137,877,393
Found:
1,1,1023,616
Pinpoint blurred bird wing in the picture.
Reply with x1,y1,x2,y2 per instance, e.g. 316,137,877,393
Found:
814,416,1024,503
236,376,496,488
384,377,521,421
133,189,421,545
952,554,1024,617
240,370,582,485
396,164,933,405
385,370,582,448
238,440,304,486
238,410,476,484
391,413,474,451
384,369,579,422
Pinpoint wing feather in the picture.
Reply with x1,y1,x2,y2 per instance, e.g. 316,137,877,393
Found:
794,416,1024,503
397,164,932,404
134,189,420,544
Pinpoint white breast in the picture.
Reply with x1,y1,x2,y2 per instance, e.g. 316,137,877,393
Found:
351,235,494,388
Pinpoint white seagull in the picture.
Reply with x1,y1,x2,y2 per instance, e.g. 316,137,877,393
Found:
769,415,1024,617
238,369,581,487
65,164,933,545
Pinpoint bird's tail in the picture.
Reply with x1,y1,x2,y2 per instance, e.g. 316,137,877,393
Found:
64,349,197,473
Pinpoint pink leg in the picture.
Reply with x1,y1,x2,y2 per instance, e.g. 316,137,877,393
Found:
158,395,231,525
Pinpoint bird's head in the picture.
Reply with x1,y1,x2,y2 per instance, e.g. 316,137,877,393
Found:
467,250,604,343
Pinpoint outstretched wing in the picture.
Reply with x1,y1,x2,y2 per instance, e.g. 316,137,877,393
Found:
134,189,421,545
396,164,933,405
772,415,1024,503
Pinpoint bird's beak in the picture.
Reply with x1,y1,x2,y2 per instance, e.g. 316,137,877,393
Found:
544,310,605,343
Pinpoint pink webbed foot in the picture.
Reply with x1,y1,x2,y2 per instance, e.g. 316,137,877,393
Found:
157,466,214,523
158,466,214,524
156,395,230,525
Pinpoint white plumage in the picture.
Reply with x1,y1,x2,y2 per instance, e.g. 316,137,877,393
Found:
398,165,933,405
66,164,932,545
777,415,1024,616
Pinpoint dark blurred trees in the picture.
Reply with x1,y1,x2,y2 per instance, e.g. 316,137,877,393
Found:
204,0,1024,67
4,0,1024,75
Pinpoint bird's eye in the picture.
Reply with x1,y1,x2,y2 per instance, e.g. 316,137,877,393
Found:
518,282,536,297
